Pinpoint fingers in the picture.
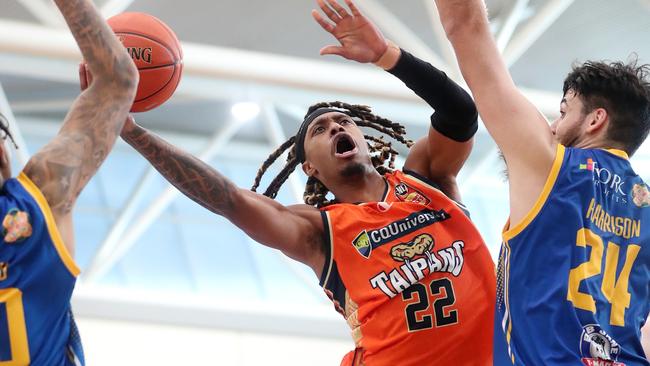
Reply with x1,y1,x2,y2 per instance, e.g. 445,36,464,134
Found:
326,0,350,19
320,45,345,57
312,10,335,33
317,0,341,23
344,0,362,17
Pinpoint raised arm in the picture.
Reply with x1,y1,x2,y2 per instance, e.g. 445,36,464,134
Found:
22,0,138,254
433,0,557,221
312,0,477,202
120,118,325,274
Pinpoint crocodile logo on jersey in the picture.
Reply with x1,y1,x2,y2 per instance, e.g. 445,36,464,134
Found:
394,183,430,205
390,233,435,266
580,324,624,366
2,208,32,243
0,262,7,281
370,234,465,298
351,209,450,258
631,183,650,208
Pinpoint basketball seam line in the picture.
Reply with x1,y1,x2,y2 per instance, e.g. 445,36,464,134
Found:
134,64,179,104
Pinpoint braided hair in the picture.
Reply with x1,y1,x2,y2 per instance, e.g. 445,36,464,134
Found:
251,101,413,208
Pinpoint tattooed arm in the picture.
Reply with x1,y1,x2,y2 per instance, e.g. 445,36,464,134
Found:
22,0,138,255
121,118,326,274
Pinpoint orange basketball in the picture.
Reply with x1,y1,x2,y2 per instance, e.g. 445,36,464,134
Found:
108,12,183,113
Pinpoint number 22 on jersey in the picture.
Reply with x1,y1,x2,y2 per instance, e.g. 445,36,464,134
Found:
402,277,458,331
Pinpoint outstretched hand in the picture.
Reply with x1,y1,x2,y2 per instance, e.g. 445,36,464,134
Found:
312,0,388,63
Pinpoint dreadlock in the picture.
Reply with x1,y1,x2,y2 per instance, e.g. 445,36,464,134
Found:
0,113,18,149
251,101,413,208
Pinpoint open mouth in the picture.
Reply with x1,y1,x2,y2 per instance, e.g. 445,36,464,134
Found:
333,134,358,158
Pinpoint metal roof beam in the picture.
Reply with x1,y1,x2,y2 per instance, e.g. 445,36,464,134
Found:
17,0,65,28
83,119,244,282
355,0,449,71
496,0,530,53
503,0,576,67
422,0,460,78
0,20,560,117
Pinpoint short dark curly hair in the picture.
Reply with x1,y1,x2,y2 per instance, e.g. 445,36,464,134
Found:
563,59,650,155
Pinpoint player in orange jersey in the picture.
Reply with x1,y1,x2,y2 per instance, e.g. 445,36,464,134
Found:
120,1,494,364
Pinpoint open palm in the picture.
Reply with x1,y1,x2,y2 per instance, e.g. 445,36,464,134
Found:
312,0,388,63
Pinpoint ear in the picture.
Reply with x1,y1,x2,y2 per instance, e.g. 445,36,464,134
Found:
586,107,609,134
302,161,317,177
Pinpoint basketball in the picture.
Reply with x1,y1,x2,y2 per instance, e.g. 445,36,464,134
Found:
92,12,183,113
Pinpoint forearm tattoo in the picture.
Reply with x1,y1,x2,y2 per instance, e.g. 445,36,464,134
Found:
123,126,237,216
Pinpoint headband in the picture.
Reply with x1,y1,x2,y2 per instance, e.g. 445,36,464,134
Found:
295,107,350,163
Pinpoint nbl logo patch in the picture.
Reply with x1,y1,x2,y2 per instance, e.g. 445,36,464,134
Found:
579,324,625,366
394,183,430,206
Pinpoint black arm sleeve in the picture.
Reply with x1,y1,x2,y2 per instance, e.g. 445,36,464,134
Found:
387,49,478,142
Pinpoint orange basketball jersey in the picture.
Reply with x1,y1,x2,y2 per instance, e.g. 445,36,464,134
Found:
320,170,495,366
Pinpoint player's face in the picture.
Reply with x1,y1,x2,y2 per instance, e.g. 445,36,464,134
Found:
302,112,372,183
550,89,589,147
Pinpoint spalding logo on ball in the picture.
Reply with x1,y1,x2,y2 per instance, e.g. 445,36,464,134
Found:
81,12,184,113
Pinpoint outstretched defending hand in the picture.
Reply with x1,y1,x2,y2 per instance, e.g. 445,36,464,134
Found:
312,0,388,63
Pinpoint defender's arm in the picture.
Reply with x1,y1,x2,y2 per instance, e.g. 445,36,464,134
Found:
23,0,138,254
433,0,557,221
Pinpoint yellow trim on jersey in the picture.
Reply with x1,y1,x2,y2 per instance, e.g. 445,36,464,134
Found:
502,144,566,242
17,172,80,277
605,149,629,160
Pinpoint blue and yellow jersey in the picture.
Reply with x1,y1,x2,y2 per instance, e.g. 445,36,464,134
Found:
496,145,650,366
0,172,84,366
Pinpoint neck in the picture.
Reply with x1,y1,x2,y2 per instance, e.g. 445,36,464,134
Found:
329,168,386,204
573,135,626,153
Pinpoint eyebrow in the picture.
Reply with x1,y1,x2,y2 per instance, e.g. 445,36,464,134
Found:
307,119,326,135
307,114,348,134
